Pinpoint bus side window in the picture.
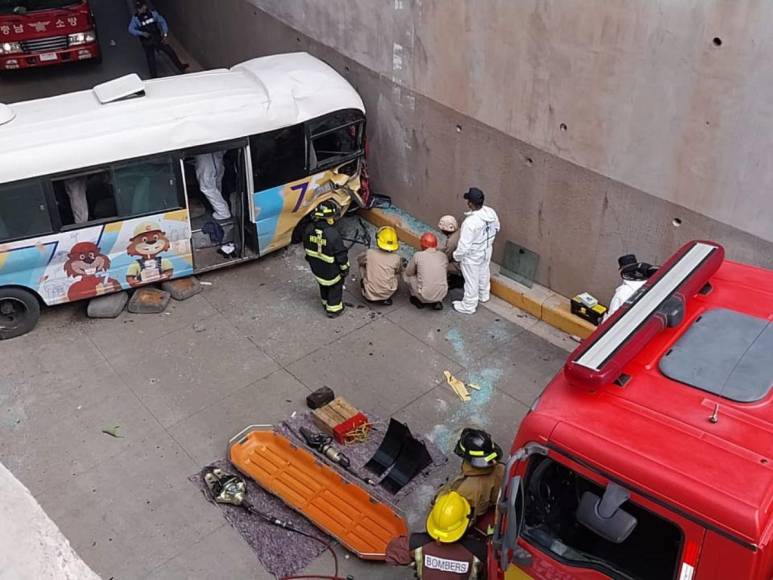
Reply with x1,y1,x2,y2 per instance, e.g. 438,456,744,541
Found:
52,170,116,227
112,157,182,216
250,125,306,191
0,180,53,243
307,109,364,171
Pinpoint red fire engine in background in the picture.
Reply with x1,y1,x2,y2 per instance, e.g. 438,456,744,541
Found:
0,0,100,71
491,240,773,579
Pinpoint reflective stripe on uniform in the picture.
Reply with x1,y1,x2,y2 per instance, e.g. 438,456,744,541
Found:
340,261,350,271
305,249,335,263
326,301,344,313
315,274,342,286
414,547,424,580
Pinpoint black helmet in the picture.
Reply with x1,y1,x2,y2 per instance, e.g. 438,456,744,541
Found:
312,200,341,222
453,428,502,468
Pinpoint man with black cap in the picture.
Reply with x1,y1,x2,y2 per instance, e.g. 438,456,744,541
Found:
453,187,500,314
603,254,657,321
129,2,189,79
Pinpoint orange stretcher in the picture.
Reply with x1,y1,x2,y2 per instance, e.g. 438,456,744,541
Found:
228,425,407,560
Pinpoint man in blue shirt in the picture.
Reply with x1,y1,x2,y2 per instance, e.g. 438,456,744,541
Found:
128,1,188,78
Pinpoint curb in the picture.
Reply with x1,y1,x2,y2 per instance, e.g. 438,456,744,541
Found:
361,208,596,339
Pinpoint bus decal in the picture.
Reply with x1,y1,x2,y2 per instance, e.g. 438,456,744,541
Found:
0,210,193,306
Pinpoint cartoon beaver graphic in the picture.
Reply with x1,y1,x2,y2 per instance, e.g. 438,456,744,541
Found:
64,241,122,302
126,222,174,287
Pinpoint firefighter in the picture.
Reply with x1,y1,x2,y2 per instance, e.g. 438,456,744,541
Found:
303,201,349,318
404,232,449,310
410,492,486,579
357,226,402,305
439,428,505,522
129,1,189,79
603,254,657,321
453,188,500,315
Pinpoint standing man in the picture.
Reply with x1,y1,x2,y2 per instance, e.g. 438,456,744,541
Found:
453,187,500,315
303,201,349,318
603,254,657,321
404,232,448,310
129,1,188,79
357,226,402,306
194,152,231,221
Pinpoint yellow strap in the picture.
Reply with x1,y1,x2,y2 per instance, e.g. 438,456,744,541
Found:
484,451,498,462
315,274,342,286
468,450,485,457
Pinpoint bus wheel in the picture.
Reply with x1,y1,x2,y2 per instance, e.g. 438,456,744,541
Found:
0,288,41,340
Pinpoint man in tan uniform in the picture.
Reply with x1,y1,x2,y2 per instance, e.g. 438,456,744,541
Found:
437,428,505,522
358,226,402,306
404,232,448,310
438,215,464,289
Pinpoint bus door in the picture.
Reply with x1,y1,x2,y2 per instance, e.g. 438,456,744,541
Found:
180,139,257,272
493,447,705,580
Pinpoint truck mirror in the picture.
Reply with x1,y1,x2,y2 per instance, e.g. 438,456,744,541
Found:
576,482,637,543
492,443,547,571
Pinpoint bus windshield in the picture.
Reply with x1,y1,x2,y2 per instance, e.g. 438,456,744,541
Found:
0,0,81,15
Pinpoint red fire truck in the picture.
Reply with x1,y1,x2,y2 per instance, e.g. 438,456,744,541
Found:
491,240,773,579
0,0,100,71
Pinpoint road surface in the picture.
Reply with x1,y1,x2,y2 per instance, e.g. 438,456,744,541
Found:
0,0,183,104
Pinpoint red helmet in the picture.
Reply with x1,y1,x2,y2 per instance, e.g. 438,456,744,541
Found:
420,232,438,250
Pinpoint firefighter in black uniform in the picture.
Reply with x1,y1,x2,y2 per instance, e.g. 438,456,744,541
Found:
303,201,350,318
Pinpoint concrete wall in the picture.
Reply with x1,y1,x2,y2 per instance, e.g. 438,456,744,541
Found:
154,0,773,300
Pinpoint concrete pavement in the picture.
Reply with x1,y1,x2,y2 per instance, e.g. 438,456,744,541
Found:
0,231,569,579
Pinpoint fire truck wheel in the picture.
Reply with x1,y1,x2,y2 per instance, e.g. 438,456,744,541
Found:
0,287,41,340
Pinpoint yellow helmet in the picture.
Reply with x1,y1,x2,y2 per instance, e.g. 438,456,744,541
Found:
376,226,399,252
426,491,471,543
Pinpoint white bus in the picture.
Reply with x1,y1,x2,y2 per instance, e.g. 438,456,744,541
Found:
0,52,368,338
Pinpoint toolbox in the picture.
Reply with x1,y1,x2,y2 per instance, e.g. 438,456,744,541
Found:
312,397,369,443
571,293,607,325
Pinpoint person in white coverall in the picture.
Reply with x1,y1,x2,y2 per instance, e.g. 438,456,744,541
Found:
452,187,500,314
194,152,231,221
603,254,657,321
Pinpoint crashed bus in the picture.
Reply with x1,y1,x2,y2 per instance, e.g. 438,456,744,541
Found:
0,52,369,338
492,240,773,579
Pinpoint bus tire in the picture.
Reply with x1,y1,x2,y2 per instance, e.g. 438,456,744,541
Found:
0,287,41,340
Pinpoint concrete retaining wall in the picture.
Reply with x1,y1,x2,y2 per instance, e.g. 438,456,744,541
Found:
153,0,773,300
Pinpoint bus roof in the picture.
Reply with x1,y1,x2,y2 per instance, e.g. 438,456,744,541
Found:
0,52,365,184
533,257,773,548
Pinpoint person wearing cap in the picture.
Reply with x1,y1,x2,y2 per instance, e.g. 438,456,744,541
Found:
453,187,500,314
438,428,505,522
357,226,402,306
404,232,448,310
386,491,486,578
129,1,189,79
603,254,658,321
438,215,461,265
302,201,350,318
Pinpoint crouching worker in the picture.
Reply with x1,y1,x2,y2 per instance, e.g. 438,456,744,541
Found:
386,492,486,579
303,201,349,318
438,215,464,289
404,232,449,310
358,226,402,306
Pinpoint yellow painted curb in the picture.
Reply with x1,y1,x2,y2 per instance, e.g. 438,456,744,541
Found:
361,208,596,339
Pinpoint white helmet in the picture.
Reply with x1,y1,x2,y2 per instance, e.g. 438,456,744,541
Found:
438,215,458,233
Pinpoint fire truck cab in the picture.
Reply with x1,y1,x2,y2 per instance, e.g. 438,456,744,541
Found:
0,0,100,71
492,241,773,580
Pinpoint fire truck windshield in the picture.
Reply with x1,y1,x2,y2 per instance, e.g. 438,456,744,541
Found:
522,456,682,580
0,0,80,15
